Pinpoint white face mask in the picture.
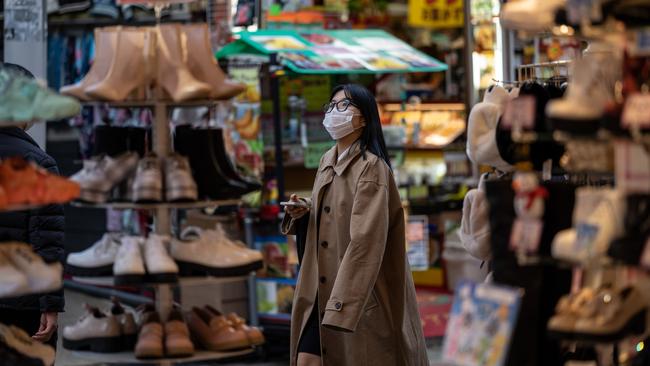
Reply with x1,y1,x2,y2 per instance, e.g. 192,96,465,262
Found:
323,109,362,140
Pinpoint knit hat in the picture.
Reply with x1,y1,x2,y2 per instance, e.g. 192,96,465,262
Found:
466,85,518,171
460,174,492,261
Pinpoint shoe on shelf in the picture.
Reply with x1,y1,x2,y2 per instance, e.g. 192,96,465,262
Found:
164,309,194,357
572,286,649,342
143,234,179,283
188,307,250,351
0,157,80,207
132,153,163,203
0,249,29,298
60,27,119,101
552,188,625,263
499,0,565,32
546,58,608,134
548,288,597,336
135,311,164,359
211,224,263,264
70,152,139,203
110,298,137,350
182,23,246,100
0,65,81,123
66,233,123,277
164,154,198,202
0,324,55,366
62,305,123,353
85,27,154,102
171,227,262,277
113,236,146,285
155,24,213,102
2,242,62,295
174,125,249,200
205,306,264,346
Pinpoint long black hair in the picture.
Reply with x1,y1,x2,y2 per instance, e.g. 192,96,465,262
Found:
329,84,391,169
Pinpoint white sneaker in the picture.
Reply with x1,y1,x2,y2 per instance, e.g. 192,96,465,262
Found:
66,233,123,277
0,249,29,298
113,236,146,285
0,324,55,366
500,0,565,32
143,234,179,283
3,243,62,294
62,305,123,353
171,227,260,277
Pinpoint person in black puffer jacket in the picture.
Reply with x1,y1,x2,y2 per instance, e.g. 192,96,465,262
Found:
0,63,64,348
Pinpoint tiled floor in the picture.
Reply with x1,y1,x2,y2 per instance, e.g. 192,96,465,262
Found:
56,290,446,365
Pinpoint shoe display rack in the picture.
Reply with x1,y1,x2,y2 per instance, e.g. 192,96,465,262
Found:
68,97,257,364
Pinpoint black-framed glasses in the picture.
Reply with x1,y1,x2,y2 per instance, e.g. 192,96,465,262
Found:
322,99,358,113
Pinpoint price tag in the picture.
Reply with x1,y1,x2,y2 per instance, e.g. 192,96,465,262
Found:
622,93,650,128
614,140,650,194
509,218,543,254
575,223,599,251
640,237,650,269
502,96,536,130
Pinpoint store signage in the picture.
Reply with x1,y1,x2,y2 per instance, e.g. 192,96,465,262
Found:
408,0,464,29
4,0,44,42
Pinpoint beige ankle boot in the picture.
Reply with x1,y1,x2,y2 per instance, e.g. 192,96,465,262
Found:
182,23,247,100
60,27,119,101
85,27,153,102
155,24,212,102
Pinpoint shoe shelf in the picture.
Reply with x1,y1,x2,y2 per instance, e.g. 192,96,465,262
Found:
70,199,240,210
71,275,253,287
80,99,231,109
71,348,254,365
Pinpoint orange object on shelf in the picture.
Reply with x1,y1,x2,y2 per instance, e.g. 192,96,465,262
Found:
0,157,80,209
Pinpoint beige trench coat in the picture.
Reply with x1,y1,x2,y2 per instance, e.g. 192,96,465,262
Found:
282,143,428,366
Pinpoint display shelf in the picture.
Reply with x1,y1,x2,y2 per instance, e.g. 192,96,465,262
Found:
70,199,240,210
71,349,255,365
0,202,69,213
80,99,231,108
71,275,253,287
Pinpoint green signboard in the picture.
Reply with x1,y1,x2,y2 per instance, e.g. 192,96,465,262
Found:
217,29,448,75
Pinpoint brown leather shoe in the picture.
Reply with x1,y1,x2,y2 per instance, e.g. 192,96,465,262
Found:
188,307,250,351
134,312,163,359
165,310,194,357
205,305,265,346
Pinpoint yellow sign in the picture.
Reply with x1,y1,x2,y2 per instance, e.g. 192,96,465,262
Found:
408,0,464,29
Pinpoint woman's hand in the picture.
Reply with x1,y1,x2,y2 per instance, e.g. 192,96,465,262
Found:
285,194,309,220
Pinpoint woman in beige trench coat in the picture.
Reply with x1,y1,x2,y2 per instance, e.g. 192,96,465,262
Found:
283,84,428,366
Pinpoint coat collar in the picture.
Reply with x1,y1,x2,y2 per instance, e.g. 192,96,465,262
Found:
0,127,40,149
319,141,362,176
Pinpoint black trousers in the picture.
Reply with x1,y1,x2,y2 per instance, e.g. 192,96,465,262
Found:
0,309,58,348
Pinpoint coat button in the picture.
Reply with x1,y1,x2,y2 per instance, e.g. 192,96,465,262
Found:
324,206,331,213
320,276,326,284
335,302,342,310
322,347,327,356
320,241,328,248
